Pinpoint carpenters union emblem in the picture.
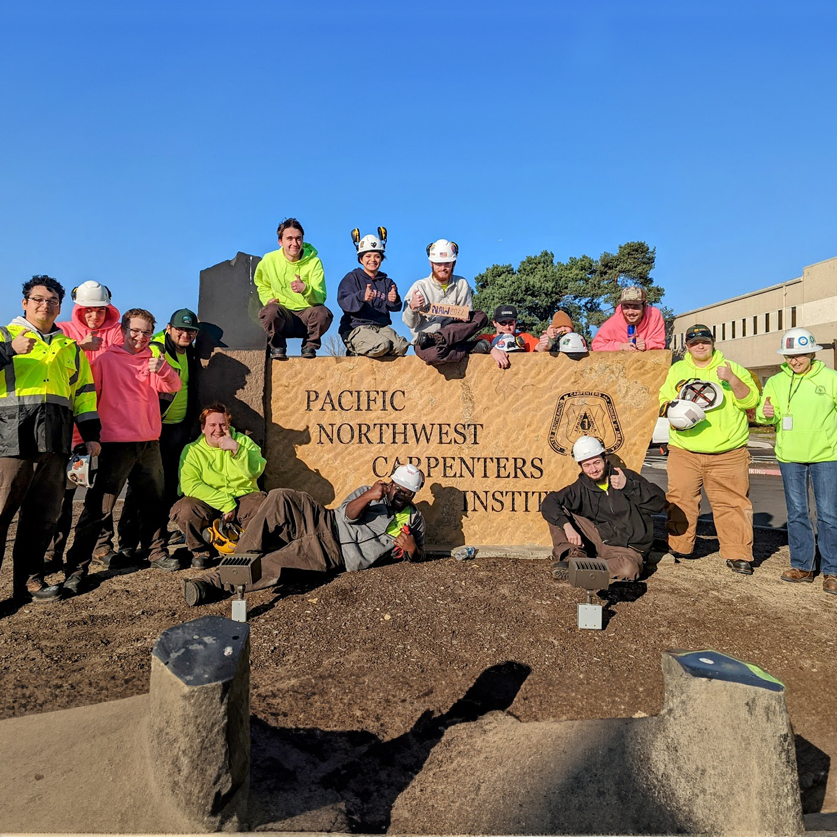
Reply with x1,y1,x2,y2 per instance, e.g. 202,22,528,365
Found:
548,391,623,456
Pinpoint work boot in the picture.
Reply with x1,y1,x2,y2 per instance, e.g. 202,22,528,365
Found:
183,579,213,607
62,572,85,597
781,567,815,583
417,331,441,351
190,553,210,570
20,579,63,603
551,548,587,581
148,554,181,572
824,576,837,595
301,345,317,359
468,339,492,354
726,559,753,576
270,346,287,361
92,549,120,569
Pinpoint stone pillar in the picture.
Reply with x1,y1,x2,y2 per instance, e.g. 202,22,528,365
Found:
646,649,804,836
148,616,251,832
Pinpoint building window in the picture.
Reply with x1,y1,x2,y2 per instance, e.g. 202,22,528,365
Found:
753,315,758,335
791,306,797,327
742,318,746,337
712,325,717,339
731,321,736,339
722,323,726,340
765,312,770,332
778,309,784,330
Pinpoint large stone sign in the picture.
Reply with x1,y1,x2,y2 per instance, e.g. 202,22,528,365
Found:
266,351,670,548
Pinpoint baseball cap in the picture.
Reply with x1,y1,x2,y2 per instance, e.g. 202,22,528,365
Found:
620,287,647,303
169,308,199,329
493,305,518,321
685,324,714,343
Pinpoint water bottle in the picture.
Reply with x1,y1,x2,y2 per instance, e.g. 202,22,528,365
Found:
628,324,636,345
453,546,477,562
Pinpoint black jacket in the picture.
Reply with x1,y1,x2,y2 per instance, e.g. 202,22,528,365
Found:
541,462,665,554
151,333,200,434
336,267,402,337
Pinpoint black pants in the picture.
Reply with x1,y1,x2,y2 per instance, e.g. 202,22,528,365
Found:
0,453,67,597
66,441,165,577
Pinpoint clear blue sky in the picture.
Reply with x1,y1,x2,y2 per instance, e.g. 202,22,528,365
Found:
2,0,835,335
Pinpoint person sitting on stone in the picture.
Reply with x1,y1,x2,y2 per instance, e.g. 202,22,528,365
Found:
255,217,333,360
402,239,489,366
474,305,540,369
337,228,409,358
541,435,666,582
182,464,426,605
536,309,575,352
591,287,666,352
169,403,267,569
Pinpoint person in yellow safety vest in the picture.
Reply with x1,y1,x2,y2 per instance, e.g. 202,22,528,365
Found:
0,276,100,603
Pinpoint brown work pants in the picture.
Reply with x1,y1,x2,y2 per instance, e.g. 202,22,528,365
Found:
259,303,333,351
169,492,266,558
199,488,343,593
548,515,644,581
415,310,489,366
0,453,67,597
666,445,753,561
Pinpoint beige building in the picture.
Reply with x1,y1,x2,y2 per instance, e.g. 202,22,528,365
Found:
672,256,837,384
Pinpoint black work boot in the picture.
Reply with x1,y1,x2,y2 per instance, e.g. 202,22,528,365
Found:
183,579,214,607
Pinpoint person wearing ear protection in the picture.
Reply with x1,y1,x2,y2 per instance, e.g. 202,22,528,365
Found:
402,239,489,366
337,227,410,357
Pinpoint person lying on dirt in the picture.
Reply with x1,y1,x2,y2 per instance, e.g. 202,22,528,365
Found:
169,403,267,570
182,464,426,606
541,435,666,583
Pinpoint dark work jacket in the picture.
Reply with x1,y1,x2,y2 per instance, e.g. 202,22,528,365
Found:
150,332,200,435
337,267,402,337
540,462,666,554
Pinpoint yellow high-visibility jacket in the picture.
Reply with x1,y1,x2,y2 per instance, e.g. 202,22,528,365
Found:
0,323,99,456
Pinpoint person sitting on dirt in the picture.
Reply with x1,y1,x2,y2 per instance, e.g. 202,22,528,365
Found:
337,228,410,358
182,464,426,606
474,305,540,369
169,403,267,569
591,287,666,352
402,239,489,366
541,436,666,582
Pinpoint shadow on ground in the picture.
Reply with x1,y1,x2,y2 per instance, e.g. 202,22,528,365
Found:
248,660,531,833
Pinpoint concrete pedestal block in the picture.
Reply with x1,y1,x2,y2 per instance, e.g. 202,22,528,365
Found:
149,615,251,832
199,252,264,350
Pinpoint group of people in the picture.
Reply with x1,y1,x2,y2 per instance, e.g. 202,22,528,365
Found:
2,232,835,606
254,218,667,367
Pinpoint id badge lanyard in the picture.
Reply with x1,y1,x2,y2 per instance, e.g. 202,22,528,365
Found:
784,373,804,431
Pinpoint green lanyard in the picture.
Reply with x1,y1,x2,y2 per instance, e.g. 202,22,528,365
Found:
787,373,804,413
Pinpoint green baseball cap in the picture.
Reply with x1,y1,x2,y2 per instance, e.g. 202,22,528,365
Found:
169,308,199,329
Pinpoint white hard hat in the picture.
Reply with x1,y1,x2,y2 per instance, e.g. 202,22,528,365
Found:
572,436,606,463
490,333,525,352
666,400,706,431
72,281,111,307
66,451,98,489
391,463,425,493
357,235,385,256
777,328,823,356
427,239,459,264
678,379,724,411
558,332,589,354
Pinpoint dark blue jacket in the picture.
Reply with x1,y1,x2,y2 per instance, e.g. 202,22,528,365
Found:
337,267,402,337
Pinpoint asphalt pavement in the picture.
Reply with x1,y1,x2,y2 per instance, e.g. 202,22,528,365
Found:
642,434,789,531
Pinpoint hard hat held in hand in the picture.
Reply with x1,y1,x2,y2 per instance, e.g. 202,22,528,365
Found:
72,281,112,307
66,451,98,489
572,436,606,463
558,332,589,355
426,239,459,263
778,328,823,356
667,400,706,430
391,463,425,492
678,379,724,411
490,333,526,353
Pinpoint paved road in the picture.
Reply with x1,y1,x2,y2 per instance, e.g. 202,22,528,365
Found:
642,446,789,531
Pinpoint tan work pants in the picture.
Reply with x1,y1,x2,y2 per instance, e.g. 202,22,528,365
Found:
548,516,644,581
666,445,753,560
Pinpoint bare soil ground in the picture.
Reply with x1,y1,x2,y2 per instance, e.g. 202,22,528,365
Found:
1,505,835,833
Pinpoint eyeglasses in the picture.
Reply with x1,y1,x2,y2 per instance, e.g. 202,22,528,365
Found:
497,320,516,326
128,328,153,337
26,297,60,308
171,326,198,335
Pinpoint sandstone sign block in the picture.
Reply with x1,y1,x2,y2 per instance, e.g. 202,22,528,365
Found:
266,351,671,547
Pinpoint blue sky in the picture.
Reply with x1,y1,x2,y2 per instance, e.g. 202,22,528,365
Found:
2,0,835,338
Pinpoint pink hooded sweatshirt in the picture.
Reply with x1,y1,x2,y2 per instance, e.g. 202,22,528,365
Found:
93,344,182,443
591,304,666,351
57,304,124,363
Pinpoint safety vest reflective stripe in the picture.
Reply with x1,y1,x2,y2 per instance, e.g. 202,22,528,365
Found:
67,342,81,387
76,383,96,395
0,393,73,408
